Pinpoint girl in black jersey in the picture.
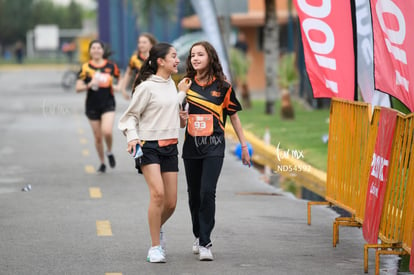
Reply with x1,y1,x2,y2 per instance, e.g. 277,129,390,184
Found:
181,41,251,261
120,33,157,100
76,40,120,173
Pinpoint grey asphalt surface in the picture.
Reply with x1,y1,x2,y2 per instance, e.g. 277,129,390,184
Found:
0,67,378,274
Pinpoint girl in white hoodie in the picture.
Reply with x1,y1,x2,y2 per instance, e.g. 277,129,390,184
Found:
118,43,190,263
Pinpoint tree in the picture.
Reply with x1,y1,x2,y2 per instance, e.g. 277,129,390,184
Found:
64,0,83,29
131,0,176,28
279,0,296,120
30,0,83,29
0,0,84,52
263,0,279,115
0,0,34,47
278,53,298,119
229,47,251,109
30,0,60,26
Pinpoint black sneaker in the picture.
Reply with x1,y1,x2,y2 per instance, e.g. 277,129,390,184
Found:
97,163,106,173
107,154,116,168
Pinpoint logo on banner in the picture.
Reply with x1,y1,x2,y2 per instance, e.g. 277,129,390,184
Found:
369,153,389,197
294,0,355,100
363,108,397,244
371,0,414,110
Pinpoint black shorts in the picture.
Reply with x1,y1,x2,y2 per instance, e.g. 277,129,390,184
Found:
135,141,179,174
85,98,115,120
86,103,115,120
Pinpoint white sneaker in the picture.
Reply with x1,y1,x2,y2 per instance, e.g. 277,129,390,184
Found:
199,246,214,261
160,227,166,252
192,238,200,254
147,246,166,263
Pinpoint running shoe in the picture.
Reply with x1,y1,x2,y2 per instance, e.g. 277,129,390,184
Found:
97,163,106,173
192,238,200,254
199,245,214,261
107,154,116,168
147,246,166,263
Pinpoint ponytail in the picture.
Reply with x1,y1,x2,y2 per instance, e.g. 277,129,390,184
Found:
132,42,173,94
132,58,157,91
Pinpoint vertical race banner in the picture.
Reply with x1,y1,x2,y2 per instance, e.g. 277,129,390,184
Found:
190,0,231,81
362,108,397,244
371,0,414,111
355,0,391,108
294,0,355,100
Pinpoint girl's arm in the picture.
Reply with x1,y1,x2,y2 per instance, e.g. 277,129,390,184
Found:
230,113,251,167
118,85,150,142
120,67,132,100
177,78,192,128
112,75,121,94
76,79,90,93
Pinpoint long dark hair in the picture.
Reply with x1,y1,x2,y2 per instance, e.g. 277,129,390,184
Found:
88,39,113,59
132,42,173,92
185,41,226,87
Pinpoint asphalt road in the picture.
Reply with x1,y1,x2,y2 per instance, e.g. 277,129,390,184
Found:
0,67,379,275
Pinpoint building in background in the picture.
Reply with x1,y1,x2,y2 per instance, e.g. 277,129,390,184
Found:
95,0,299,92
182,0,298,92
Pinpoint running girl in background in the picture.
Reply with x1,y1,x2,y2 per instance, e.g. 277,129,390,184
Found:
120,33,157,100
76,39,120,173
118,43,190,263
181,41,251,261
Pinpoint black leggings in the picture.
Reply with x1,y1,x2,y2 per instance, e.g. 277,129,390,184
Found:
183,157,224,247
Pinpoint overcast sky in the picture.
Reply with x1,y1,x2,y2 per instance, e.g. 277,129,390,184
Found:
52,0,96,10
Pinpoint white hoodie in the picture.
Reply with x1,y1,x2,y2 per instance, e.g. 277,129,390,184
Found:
118,75,186,142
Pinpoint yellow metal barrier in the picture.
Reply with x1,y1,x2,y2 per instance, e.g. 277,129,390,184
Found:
308,99,373,248
355,107,380,224
402,116,414,254
332,107,380,248
364,112,414,274
325,99,371,212
379,113,413,243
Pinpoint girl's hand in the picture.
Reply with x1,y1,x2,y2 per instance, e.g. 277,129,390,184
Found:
127,139,141,156
112,83,120,93
179,109,189,128
241,145,251,167
179,109,189,120
90,74,100,88
178,77,191,93
122,90,131,100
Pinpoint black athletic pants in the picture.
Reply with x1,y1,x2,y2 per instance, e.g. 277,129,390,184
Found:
183,157,224,247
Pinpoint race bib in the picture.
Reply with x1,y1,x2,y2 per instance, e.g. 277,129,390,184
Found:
188,114,213,137
97,72,111,88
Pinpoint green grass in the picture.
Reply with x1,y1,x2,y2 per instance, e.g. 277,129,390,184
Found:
237,99,330,171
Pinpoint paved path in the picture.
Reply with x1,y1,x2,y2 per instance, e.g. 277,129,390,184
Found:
0,68,379,274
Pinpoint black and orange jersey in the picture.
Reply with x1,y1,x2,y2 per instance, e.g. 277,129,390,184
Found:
77,59,120,109
182,77,242,159
128,52,146,74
